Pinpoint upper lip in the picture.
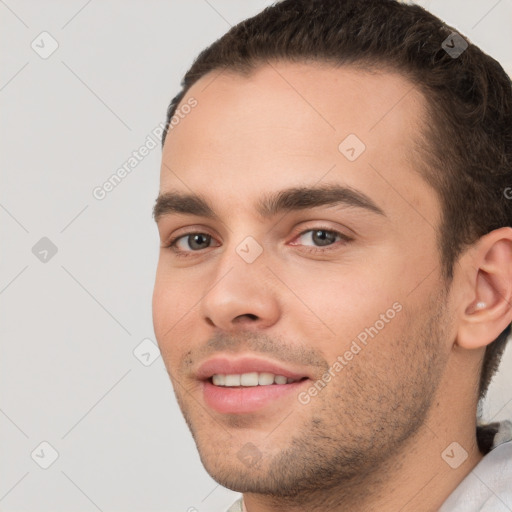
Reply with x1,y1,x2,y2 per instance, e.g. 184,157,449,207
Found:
196,355,313,381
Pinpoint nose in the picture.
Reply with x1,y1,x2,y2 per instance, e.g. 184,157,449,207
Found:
200,245,281,331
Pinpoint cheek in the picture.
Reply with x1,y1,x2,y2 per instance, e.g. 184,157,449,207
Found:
284,263,404,349
287,265,373,316
152,268,194,354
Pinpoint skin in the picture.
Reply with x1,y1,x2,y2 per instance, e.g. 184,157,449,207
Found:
152,62,512,511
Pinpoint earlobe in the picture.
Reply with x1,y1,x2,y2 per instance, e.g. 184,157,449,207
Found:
457,228,512,350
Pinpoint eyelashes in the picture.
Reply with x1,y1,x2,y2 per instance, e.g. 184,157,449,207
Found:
163,226,353,258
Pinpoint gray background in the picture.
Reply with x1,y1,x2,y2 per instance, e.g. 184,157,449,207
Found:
1,1,512,511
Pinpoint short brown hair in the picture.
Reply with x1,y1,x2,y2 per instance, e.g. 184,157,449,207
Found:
162,0,512,400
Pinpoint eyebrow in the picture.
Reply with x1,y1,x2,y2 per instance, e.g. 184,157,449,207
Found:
152,184,385,223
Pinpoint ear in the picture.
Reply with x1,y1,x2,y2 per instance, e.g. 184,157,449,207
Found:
456,227,512,350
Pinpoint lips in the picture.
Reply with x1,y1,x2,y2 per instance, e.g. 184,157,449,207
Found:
196,356,312,382
196,355,313,414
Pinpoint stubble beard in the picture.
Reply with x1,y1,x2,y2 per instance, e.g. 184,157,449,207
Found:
170,290,449,506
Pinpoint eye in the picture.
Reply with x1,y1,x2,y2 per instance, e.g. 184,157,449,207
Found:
294,228,340,247
166,232,219,256
290,227,351,251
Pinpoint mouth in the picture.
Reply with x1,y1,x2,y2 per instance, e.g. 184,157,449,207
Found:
196,356,312,414
209,372,309,387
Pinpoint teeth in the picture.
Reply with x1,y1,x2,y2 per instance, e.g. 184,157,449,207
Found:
225,374,241,386
211,372,302,387
258,372,274,386
240,372,259,386
212,374,225,386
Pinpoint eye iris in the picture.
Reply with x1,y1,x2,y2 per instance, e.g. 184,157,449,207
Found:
189,233,210,250
312,230,336,246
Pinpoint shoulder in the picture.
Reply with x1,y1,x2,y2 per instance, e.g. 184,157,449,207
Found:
440,421,512,511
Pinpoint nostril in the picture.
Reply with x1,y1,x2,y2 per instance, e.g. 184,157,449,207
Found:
235,313,258,321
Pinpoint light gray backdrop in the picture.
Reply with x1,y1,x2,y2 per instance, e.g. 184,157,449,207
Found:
1,1,512,511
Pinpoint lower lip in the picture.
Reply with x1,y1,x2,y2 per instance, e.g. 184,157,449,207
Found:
202,379,309,414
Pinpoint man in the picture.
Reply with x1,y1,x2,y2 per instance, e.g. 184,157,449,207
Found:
152,0,512,510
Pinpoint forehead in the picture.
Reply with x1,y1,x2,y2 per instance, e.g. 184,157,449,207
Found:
160,62,438,225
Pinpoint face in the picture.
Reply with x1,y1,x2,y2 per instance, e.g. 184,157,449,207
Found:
152,62,453,497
